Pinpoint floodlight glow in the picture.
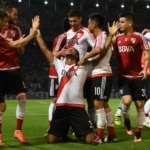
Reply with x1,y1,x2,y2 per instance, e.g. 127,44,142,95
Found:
121,4,124,8
146,4,150,9
44,0,48,5
96,3,99,7
70,2,74,6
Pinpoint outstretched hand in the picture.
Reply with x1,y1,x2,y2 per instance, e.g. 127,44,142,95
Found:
142,28,150,34
32,15,40,30
108,21,119,36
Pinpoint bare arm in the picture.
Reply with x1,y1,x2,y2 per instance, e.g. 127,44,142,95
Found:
36,34,54,63
52,48,66,59
140,50,150,80
78,21,119,65
142,28,150,34
6,16,40,49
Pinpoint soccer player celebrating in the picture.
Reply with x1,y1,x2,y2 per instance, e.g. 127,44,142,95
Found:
0,9,39,146
112,12,150,142
36,32,95,144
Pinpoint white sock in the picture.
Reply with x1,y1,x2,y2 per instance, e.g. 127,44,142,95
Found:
16,100,26,119
96,108,106,128
48,101,56,121
116,100,123,115
137,108,145,128
16,94,26,119
105,108,114,126
122,103,130,119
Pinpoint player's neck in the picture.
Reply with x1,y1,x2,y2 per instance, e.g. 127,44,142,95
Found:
94,28,102,37
124,28,133,35
74,25,82,32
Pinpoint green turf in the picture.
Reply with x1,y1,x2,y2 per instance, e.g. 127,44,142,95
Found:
1,99,150,150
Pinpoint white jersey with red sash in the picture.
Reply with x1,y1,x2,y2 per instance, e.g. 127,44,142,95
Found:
91,32,112,78
52,57,91,108
66,27,95,58
116,32,149,79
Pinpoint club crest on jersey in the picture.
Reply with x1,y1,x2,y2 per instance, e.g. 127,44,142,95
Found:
131,38,136,44
61,69,77,76
77,32,83,38
73,66,78,70
11,31,16,37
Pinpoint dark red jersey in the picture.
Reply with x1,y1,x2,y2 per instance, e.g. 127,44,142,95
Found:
116,32,149,78
52,33,67,52
0,24,22,71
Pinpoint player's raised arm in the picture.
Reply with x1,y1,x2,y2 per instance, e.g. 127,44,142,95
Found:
36,31,54,63
7,16,40,48
78,21,119,66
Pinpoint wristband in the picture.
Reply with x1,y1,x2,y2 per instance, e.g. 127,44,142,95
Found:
37,29,41,36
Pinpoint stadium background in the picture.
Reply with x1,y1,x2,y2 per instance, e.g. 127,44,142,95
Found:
1,0,150,99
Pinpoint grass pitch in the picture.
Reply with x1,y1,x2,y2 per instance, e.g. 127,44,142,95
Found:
1,99,150,150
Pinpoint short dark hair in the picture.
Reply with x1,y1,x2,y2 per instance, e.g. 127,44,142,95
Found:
68,9,82,18
89,12,105,28
3,1,16,14
0,8,9,19
119,12,135,24
62,17,70,32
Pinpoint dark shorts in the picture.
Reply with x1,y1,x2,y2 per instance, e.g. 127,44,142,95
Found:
48,78,58,98
91,76,112,102
48,106,94,138
0,69,26,102
118,76,147,101
83,78,92,99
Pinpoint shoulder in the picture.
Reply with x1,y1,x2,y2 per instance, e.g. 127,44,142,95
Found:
54,33,66,41
133,32,143,37
80,27,91,34
133,32,146,41
116,33,124,37
9,24,21,31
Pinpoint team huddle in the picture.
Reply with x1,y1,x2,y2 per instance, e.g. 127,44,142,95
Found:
0,1,150,147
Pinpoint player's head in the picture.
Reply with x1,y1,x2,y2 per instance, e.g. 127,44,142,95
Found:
0,8,9,30
3,1,18,24
119,12,135,32
62,17,70,32
68,9,82,31
88,12,105,33
66,47,79,62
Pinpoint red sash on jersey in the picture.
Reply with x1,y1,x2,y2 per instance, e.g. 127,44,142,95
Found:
66,30,84,48
56,65,79,99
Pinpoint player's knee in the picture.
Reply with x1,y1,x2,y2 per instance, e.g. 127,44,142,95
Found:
0,102,6,112
47,134,58,143
16,93,27,101
85,132,95,144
